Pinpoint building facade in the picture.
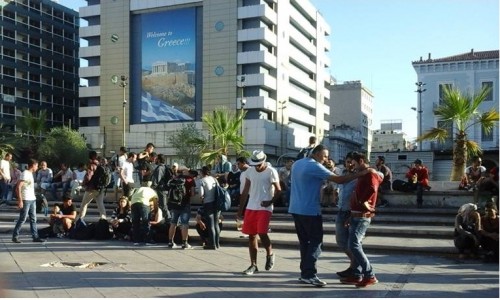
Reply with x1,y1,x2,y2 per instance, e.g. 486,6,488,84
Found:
327,124,363,164
412,49,499,152
371,129,410,153
0,0,79,132
328,80,374,157
78,0,332,162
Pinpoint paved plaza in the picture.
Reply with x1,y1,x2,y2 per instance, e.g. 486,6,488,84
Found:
0,236,498,298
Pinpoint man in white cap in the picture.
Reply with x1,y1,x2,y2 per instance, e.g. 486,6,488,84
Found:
237,150,281,275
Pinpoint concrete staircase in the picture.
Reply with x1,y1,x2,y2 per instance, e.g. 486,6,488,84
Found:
0,188,466,256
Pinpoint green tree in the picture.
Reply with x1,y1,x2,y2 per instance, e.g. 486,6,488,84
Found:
15,108,48,160
38,127,88,168
417,85,499,181
0,124,16,158
200,107,248,165
168,123,207,168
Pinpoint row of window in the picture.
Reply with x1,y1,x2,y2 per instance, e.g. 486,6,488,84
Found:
0,105,73,123
2,1,76,25
438,81,494,103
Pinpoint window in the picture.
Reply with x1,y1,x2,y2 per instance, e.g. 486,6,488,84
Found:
482,81,493,101
439,83,453,104
482,127,493,142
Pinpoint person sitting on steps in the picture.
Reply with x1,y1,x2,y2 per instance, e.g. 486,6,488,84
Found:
405,159,431,208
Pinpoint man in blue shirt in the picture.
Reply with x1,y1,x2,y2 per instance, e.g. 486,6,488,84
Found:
289,145,366,287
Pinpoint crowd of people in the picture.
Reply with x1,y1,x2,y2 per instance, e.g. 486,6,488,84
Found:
1,137,498,288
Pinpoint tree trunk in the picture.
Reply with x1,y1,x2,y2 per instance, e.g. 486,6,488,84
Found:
451,133,467,181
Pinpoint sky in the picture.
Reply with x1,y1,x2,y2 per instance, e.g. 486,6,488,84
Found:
58,0,499,140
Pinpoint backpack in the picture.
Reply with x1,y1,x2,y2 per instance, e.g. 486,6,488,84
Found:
90,165,112,191
296,147,312,160
35,193,48,215
214,183,231,212
94,219,113,240
68,219,96,240
167,177,186,206
153,165,174,191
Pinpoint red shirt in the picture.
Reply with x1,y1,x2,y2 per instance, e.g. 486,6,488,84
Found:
406,166,430,187
350,171,382,212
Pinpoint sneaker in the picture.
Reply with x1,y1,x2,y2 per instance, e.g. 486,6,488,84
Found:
242,264,258,275
167,242,174,248
299,276,327,287
12,237,21,243
182,243,192,249
146,240,157,246
133,242,141,246
171,243,182,249
265,253,275,271
56,233,65,239
336,267,354,278
32,237,45,243
355,276,378,287
340,276,362,285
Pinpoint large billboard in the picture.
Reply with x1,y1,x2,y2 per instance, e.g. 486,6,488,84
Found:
134,8,197,123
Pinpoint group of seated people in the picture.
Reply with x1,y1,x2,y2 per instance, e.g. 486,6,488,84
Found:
45,192,222,247
453,201,499,262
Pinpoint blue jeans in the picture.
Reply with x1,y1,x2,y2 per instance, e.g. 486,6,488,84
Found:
335,210,351,252
292,213,323,279
12,200,39,239
0,180,9,200
348,217,374,278
203,202,221,248
171,205,191,227
131,202,150,243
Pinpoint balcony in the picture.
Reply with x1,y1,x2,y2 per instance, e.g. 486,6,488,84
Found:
238,27,277,47
79,66,101,78
238,4,277,25
237,50,276,69
79,25,101,38
79,4,100,18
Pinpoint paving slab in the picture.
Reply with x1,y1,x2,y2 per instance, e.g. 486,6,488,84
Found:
0,235,498,298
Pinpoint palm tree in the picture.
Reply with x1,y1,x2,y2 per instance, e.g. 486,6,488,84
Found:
417,85,499,181
200,107,248,165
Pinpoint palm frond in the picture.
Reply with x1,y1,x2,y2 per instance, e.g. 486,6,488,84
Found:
464,140,482,159
416,127,449,142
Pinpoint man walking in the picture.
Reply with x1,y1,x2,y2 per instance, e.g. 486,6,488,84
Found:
12,159,45,243
289,145,366,287
340,152,382,287
237,150,281,275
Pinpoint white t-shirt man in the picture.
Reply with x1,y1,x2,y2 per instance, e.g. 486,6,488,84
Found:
0,158,11,181
20,170,36,201
121,160,135,184
243,166,279,212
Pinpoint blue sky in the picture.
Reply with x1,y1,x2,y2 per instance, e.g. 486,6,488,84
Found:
310,0,499,139
60,0,499,139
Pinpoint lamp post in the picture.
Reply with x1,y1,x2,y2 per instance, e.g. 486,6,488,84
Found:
415,81,426,151
279,100,287,155
119,75,128,147
237,75,246,137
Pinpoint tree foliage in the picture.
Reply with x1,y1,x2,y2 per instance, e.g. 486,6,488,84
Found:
417,85,499,181
38,127,88,168
200,107,248,165
167,123,207,168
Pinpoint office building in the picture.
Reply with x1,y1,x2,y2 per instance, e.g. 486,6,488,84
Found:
78,0,332,162
0,0,79,132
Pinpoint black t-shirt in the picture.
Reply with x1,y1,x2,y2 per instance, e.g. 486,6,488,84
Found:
142,161,157,181
59,203,76,216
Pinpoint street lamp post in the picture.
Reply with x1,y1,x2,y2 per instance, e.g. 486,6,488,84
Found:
237,75,246,137
119,75,128,147
279,100,287,155
415,81,426,151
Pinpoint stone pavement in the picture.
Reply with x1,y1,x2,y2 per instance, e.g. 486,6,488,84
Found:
0,236,498,298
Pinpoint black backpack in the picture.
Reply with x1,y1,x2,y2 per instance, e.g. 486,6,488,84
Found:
90,165,112,191
167,177,186,206
153,165,174,191
69,219,96,240
94,219,113,240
